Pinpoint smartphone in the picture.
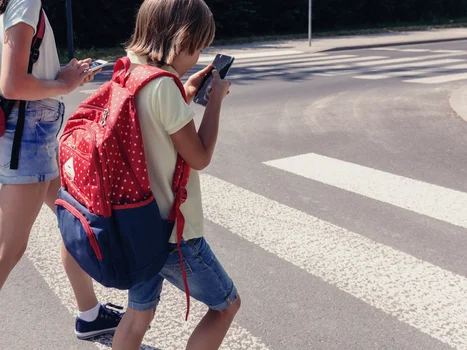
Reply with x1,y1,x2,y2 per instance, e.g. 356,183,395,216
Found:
90,59,109,72
194,54,235,106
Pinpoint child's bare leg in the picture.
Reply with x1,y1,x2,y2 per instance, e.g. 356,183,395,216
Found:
44,177,99,311
186,297,241,350
112,308,155,350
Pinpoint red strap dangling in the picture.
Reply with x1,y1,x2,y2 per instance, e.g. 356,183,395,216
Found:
168,154,191,320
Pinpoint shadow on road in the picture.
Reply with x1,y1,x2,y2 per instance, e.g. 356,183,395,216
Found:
85,334,163,350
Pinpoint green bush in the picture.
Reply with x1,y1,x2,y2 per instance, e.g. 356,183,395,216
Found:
43,0,467,49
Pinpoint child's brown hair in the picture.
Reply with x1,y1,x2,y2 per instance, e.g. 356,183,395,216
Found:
127,0,215,67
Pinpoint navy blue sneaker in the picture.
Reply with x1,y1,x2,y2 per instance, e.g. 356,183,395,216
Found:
75,303,124,340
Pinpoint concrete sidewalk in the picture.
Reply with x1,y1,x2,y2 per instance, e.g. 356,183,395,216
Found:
201,28,467,58
450,86,467,123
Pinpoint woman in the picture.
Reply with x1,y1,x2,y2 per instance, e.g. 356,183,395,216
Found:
0,0,122,340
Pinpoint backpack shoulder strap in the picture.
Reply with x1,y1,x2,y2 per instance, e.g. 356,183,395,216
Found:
10,8,46,170
112,57,188,102
28,8,46,73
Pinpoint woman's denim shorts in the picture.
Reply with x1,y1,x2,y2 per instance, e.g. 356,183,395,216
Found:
0,99,64,184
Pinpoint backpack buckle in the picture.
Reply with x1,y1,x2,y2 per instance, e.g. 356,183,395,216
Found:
30,49,40,64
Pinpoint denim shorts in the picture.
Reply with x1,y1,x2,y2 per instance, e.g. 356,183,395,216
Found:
128,237,238,312
0,99,64,184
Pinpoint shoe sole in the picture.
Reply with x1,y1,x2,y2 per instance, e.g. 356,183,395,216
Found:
75,327,118,340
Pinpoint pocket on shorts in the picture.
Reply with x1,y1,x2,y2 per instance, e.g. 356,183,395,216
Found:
0,110,20,168
164,246,194,277
38,108,61,124
0,144,16,168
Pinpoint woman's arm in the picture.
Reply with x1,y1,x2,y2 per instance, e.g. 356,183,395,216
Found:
0,22,90,100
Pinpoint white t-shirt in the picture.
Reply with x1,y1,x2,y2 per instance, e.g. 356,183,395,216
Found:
0,0,61,95
128,51,205,244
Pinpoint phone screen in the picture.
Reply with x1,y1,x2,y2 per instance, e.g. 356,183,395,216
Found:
90,60,109,72
194,54,234,106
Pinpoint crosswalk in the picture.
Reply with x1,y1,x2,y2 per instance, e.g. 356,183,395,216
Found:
43,44,467,349
191,47,467,85
25,148,467,349
80,47,467,97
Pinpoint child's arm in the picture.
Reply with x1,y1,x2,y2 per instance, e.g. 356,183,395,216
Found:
170,70,230,170
0,22,91,100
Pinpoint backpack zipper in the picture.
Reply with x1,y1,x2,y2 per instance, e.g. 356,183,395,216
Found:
92,133,110,217
55,199,103,261
79,104,108,127
101,109,109,127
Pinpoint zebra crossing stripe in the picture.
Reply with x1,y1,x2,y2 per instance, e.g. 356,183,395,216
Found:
433,50,467,54
354,74,390,80
201,174,467,350
398,49,432,53
404,72,467,84
264,153,467,229
372,58,465,71
233,54,359,69
356,52,467,67
445,63,467,69
370,48,401,51
242,56,386,72
197,50,304,63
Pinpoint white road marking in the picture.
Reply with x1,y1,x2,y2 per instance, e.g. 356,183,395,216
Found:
27,209,270,350
354,74,390,80
384,70,427,77
356,52,467,67
398,49,433,53
232,54,359,69
242,56,387,73
444,63,467,70
373,58,466,71
404,72,467,84
201,174,467,350
433,50,467,53
355,70,430,80
198,50,304,62
264,153,467,229
369,48,401,51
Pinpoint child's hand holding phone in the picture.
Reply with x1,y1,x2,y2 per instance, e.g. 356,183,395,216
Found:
194,53,234,106
185,64,214,103
209,70,231,102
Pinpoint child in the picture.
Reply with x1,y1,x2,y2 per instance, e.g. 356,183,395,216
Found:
0,0,122,339
112,0,240,349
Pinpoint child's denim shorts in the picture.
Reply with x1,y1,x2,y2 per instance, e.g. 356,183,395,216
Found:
0,99,64,184
128,237,238,312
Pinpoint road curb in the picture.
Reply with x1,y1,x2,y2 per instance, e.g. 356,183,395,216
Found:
449,86,467,123
322,36,467,52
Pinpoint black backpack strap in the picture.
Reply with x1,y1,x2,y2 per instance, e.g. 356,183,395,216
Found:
10,9,45,170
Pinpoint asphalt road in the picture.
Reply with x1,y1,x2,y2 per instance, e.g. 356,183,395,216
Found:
1,40,467,350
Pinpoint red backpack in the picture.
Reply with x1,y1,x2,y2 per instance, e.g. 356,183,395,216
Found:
55,57,192,317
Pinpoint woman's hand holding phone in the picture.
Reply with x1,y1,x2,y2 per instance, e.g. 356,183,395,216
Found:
56,58,92,94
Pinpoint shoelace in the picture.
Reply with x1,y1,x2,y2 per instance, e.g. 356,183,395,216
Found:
103,303,124,319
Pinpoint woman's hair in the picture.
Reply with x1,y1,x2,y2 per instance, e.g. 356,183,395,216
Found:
0,0,10,15
126,0,215,67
